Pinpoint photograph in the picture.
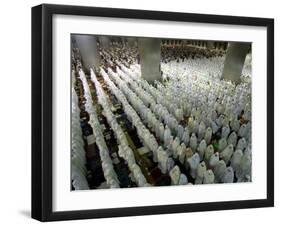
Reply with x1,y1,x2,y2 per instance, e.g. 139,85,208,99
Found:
71,34,252,190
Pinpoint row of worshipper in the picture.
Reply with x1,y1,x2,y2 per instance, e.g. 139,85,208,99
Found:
100,48,252,183
90,69,148,187
160,58,251,118
99,45,138,70
125,59,251,150
126,62,251,182
108,63,223,184
161,56,224,81
102,67,189,185
159,53,251,83
130,60,251,136
103,67,187,184
118,64,251,183
126,53,251,126
71,87,89,190
100,51,225,184
78,69,120,188
117,65,181,133
115,63,242,184
117,63,186,129
158,63,251,138
160,45,225,63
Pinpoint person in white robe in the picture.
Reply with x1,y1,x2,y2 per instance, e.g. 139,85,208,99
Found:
178,174,188,185
187,153,200,179
220,144,234,164
204,127,212,144
169,165,181,185
230,149,243,172
204,145,214,166
221,125,230,138
209,152,219,169
164,125,172,147
214,160,227,182
195,161,207,184
190,133,198,152
197,139,207,160
227,132,238,147
218,137,228,152
236,138,247,151
171,137,180,158
222,166,234,183
182,127,190,145
203,170,215,184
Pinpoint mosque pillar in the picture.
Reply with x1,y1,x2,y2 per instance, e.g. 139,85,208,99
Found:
222,42,251,84
99,36,110,48
127,37,136,47
73,34,100,70
138,38,161,82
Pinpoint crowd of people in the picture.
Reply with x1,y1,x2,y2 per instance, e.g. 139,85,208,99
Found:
71,41,252,190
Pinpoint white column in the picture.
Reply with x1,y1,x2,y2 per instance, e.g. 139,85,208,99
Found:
73,34,100,70
222,42,250,84
138,38,161,82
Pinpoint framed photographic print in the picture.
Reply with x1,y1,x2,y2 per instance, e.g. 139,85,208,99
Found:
31,4,274,221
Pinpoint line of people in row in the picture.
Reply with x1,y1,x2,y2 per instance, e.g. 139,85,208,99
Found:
101,47,251,184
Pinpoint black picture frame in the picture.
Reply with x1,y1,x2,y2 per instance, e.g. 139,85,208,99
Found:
31,3,274,222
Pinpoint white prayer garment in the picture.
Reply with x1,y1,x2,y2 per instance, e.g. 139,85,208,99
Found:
188,117,195,133
182,128,190,145
169,165,181,185
177,125,184,140
172,137,180,158
214,160,227,182
243,110,251,121
184,148,194,169
187,153,200,179
220,144,234,164
167,157,175,172
193,120,199,134
154,146,164,162
175,108,184,121
164,126,172,147
203,170,215,184
178,143,187,164
228,131,238,147
204,127,212,144
195,161,207,184
236,152,252,182
231,118,240,132
218,137,228,152
209,152,220,169
221,125,231,138
222,167,234,183
238,123,248,137
159,123,165,142
236,138,247,151
197,139,207,160
230,148,243,171
178,174,188,185
198,121,206,140
157,149,169,174
190,133,198,152
211,121,219,134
